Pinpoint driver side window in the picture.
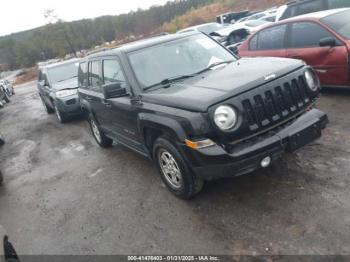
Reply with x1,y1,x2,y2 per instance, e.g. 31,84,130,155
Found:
103,59,127,89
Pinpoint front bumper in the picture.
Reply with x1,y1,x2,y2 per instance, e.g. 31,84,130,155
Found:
181,109,328,181
55,94,82,116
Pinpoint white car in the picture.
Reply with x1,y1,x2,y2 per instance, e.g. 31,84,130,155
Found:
177,20,271,48
239,8,278,23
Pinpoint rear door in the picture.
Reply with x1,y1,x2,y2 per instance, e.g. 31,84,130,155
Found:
244,24,288,58
286,21,349,86
85,60,110,128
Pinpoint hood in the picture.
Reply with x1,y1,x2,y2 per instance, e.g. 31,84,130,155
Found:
51,77,78,91
142,57,305,112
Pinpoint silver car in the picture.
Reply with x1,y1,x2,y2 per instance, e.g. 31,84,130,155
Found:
0,80,14,96
37,58,82,123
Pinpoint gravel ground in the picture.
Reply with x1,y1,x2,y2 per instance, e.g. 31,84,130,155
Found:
0,82,349,255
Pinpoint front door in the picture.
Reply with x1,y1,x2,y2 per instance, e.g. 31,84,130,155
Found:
101,58,144,152
286,21,349,86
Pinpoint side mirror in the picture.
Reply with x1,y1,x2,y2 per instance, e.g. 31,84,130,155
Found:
319,37,336,47
38,80,45,87
102,82,128,99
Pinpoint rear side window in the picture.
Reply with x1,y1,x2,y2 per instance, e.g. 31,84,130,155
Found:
89,61,102,87
78,62,88,87
253,24,287,50
103,60,127,88
289,22,333,48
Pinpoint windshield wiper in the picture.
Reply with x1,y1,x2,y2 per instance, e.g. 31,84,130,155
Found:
57,76,77,83
194,60,234,75
144,75,195,91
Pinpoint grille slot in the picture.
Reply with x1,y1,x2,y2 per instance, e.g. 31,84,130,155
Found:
241,75,313,131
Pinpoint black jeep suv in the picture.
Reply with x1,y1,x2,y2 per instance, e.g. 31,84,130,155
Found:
78,32,328,199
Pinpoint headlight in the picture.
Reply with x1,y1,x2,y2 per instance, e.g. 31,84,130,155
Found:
304,70,318,92
56,89,78,98
214,105,237,131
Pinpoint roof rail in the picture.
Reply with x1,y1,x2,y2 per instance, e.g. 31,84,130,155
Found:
85,47,111,57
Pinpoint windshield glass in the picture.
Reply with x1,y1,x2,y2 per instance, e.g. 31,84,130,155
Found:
197,23,224,34
245,20,269,27
128,35,235,89
47,61,79,83
321,10,350,40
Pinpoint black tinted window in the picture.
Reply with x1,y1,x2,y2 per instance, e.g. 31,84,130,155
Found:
256,25,287,50
103,60,127,87
89,61,102,87
78,62,88,87
290,22,333,48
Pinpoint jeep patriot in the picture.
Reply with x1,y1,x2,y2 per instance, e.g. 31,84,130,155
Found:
78,32,328,199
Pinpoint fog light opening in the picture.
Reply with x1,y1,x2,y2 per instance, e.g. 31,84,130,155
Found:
261,156,272,168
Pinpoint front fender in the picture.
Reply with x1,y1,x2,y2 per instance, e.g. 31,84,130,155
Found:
138,113,188,142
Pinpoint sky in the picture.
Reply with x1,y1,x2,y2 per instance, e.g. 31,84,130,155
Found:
0,0,169,36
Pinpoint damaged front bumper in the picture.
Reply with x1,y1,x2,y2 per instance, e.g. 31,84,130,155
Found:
180,109,328,181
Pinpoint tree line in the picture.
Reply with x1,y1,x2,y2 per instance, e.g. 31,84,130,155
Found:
0,0,215,70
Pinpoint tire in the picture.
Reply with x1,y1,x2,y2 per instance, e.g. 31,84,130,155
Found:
3,92,10,103
40,96,54,114
54,103,68,123
153,136,204,200
0,171,3,186
88,114,113,148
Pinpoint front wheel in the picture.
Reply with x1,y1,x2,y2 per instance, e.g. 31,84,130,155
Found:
153,137,204,200
40,96,54,114
54,104,68,123
88,114,113,148
3,92,10,103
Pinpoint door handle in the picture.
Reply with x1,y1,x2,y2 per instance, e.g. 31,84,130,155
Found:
102,100,112,108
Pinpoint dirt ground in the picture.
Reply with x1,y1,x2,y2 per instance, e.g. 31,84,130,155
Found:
0,82,349,255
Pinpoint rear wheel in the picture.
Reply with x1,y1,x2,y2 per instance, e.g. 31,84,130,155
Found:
88,114,113,148
153,137,204,199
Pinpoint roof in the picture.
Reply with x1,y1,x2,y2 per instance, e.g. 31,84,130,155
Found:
87,31,201,58
43,58,80,69
285,8,350,21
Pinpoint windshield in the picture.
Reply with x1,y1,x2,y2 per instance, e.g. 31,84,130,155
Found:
128,35,235,89
321,10,350,40
47,61,79,83
245,20,269,27
197,23,224,34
